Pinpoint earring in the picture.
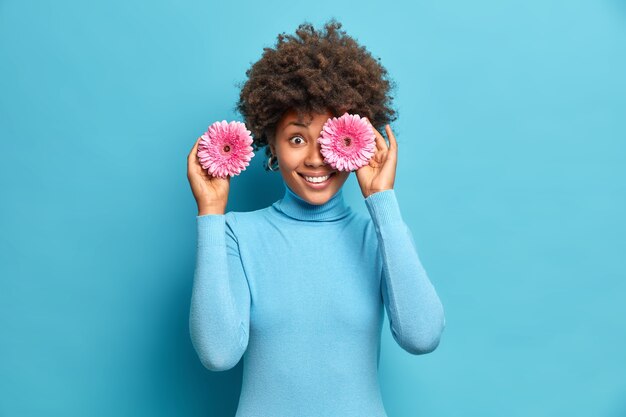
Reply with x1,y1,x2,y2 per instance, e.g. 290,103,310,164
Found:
268,154,279,171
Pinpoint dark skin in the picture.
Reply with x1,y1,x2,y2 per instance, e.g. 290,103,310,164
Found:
186,112,398,214
187,137,230,215
354,123,398,198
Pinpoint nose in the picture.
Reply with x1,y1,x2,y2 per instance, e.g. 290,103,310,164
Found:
304,137,327,167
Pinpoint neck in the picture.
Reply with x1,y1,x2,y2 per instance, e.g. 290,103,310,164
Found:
272,182,352,222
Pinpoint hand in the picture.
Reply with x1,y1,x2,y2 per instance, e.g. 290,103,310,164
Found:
187,136,230,215
355,124,397,198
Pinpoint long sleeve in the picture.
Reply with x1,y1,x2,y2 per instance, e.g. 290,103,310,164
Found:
365,189,446,355
189,213,251,371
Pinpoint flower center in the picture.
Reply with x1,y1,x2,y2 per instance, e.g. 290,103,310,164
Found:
343,136,351,146
223,145,231,152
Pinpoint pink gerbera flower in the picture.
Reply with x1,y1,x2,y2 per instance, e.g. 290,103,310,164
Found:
318,112,376,171
197,120,255,178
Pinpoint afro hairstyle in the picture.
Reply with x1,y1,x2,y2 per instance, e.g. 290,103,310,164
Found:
234,18,398,170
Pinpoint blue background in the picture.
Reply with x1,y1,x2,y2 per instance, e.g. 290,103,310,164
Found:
1,0,625,416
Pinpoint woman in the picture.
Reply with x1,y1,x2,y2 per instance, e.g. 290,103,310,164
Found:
186,19,445,417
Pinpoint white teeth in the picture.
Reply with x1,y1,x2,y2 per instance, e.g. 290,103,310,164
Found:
303,174,330,183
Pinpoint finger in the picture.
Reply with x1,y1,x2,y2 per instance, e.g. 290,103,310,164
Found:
380,154,397,187
188,136,203,162
385,125,397,152
372,126,388,151
190,136,201,153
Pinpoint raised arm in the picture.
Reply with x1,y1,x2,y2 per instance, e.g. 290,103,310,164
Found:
186,135,250,371
189,213,250,371
365,189,445,355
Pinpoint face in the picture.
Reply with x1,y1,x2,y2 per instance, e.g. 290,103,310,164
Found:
270,108,351,205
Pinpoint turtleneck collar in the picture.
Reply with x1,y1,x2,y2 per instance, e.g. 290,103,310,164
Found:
272,182,352,222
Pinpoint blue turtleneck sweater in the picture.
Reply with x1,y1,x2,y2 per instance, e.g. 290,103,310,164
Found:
190,182,445,417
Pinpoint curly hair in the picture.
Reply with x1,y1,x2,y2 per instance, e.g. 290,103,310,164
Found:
234,18,398,170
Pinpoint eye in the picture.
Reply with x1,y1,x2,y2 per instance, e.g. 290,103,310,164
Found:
289,135,305,145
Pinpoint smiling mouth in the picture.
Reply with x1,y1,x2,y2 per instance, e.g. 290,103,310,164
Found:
298,172,336,184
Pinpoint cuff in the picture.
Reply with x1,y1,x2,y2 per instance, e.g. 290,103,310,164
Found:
196,214,226,247
364,189,404,227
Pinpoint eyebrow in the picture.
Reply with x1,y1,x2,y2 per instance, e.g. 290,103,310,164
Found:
287,121,310,127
